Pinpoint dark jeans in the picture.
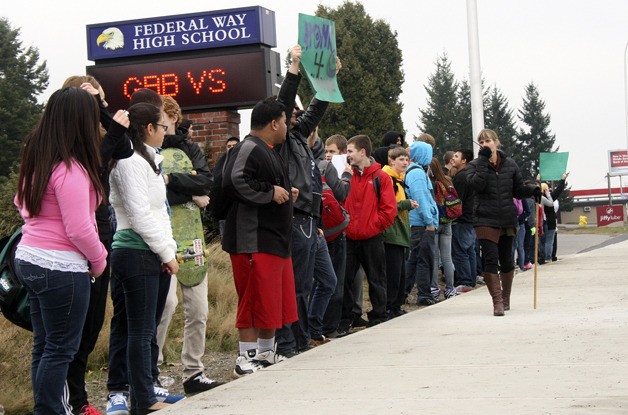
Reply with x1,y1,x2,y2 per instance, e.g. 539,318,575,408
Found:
451,222,477,287
322,234,346,334
478,235,515,274
308,233,337,338
67,239,111,412
15,259,90,415
405,226,436,302
108,249,170,411
385,243,406,311
524,223,535,264
342,234,387,324
276,214,317,354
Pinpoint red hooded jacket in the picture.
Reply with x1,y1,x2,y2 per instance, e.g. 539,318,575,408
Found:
344,161,397,240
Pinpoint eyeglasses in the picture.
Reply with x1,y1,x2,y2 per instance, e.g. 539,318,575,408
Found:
154,123,168,132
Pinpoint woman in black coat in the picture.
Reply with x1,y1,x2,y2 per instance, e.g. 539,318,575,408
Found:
466,129,540,316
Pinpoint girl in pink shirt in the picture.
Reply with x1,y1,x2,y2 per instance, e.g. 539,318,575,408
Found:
13,87,108,414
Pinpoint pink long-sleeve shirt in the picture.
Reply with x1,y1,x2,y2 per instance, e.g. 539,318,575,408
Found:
15,160,107,275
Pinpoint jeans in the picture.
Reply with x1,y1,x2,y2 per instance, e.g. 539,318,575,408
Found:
513,224,526,270
405,226,436,302
322,234,346,334
544,228,556,261
276,214,317,354
108,249,170,411
433,222,454,291
15,259,90,415
385,243,407,311
67,239,111,412
451,222,477,287
524,223,535,265
342,234,388,323
308,233,337,339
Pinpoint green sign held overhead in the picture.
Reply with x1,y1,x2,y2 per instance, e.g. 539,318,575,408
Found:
298,13,344,103
539,152,569,181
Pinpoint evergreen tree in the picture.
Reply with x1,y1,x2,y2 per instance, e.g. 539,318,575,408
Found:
0,170,22,234
516,83,556,180
0,18,48,177
419,53,458,159
455,79,472,151
485,86,517,157
297,2,404,146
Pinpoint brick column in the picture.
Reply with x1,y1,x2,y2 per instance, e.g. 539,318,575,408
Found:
183,110,241,166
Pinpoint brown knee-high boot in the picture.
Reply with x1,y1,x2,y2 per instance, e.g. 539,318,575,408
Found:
483,272,504,316
500,270,515,311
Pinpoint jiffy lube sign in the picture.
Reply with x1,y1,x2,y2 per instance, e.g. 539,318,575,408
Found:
86,6,276,61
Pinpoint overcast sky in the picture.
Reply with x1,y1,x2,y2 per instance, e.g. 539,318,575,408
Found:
3,0,628,191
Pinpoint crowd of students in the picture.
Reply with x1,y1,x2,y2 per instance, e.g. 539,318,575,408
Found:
12,43,568,414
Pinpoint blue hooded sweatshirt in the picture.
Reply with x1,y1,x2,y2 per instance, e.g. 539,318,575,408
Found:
406,142,439,228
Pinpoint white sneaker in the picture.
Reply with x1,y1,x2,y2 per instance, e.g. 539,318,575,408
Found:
254,349,287,368
234,349,261,377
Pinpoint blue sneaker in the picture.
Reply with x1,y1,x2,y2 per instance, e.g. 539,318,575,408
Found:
106,392,129,415
153,386,186,404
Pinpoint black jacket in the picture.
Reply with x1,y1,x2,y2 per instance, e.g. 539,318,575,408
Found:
276,71,328,217
96,95,133,241
466,150,536,228
162,125,213,206
543,180,565,229
452,166,475,224
221,135,293,258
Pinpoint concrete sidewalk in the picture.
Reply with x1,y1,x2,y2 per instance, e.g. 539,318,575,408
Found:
162,239,628,414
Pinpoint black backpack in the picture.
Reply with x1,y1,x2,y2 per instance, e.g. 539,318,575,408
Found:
0,227,32,331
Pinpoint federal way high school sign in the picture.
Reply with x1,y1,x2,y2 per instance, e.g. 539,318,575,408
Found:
86,6,276,61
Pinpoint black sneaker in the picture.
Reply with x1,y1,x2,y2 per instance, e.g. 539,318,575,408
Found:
352,316,369,327
417,297,437,306
183,371,224,394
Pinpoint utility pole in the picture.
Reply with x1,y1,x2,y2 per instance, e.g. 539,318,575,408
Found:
467,0,484,156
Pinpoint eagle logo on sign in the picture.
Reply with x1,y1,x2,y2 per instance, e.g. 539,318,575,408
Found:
96,27,124,50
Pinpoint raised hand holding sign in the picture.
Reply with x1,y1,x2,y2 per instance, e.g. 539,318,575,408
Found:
298,13,344,103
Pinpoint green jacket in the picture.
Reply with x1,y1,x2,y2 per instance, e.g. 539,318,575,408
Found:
383,199,412,247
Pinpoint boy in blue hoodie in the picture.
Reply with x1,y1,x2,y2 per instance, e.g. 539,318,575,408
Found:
405,141,440,306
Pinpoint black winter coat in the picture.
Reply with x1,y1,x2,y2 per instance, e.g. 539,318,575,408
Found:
162,125,213,206
276,71,328,217
466,150,536,228
543,180,565,229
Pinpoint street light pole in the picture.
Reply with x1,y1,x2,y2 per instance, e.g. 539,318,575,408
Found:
467,0,484,156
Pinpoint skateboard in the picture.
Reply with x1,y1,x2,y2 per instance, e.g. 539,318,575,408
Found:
160,148,208,287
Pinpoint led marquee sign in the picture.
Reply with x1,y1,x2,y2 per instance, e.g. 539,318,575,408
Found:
87,48,280,112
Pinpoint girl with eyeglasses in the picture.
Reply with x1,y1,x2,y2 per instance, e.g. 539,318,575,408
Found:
108,102,179,414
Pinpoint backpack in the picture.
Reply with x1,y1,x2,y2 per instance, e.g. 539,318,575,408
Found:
321,177,350,242
208,149,234,220
0,227,32,331
435,182,463,223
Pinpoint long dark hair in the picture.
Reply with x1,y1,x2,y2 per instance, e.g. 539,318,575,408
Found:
17,87,104,217
127,102,161,174
429,157,453,187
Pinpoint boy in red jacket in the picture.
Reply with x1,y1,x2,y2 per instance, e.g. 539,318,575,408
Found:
339,135,397,330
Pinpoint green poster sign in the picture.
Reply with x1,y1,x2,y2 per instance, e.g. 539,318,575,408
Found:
539,152,569,180
298,13,344,103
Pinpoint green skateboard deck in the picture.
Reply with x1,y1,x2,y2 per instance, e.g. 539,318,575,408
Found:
160,148,208,287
